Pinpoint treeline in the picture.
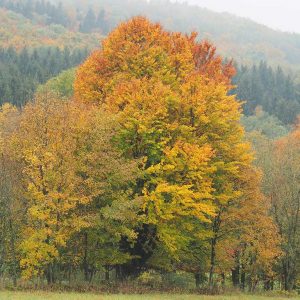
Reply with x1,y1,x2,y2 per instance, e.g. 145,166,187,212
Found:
1,46,299,128
0,0,111,34
2,0,300,69
242,110,299,292
51,0,300,69
0,0,69,26
0,47,89,106
0,18,298,292
234,62,300,124
78,8,110,34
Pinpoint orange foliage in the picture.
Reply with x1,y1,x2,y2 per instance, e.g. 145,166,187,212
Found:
75,17,252,266
75,16,236,104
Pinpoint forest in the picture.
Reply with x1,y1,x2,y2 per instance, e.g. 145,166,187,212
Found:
0,0,299,298
0,47,88,106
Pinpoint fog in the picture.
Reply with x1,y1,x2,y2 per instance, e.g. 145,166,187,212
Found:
171,0,300,33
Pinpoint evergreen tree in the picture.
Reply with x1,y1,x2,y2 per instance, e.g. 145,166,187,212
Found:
233,61,300,124
0,47,89,106
79,8,96,33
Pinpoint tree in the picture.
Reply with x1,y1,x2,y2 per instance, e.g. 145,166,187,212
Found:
268,125,299,290
79,8,96,33
0,94,141,284
0,47,89,107
248,120,300,290
75,17,253,280
64,108,140,283
215,166,281,291
0,103,22,286
10,95,92,281
37,68,76,98
96,9,109,35
242,106,289,139
234,62,300,125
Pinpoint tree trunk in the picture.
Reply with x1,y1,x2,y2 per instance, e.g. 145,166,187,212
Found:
231,253,240,288
240,265,245,290
46,263,55,285
115,265,123,281
68,265,72,284
208,237,216,289
232,266,240,288
8,218,17,287
221,273,225,287
195,273,201,288
208,211,222,290
105,266,110,282
83,232,89,281
264,278,272,291
283,259,295,291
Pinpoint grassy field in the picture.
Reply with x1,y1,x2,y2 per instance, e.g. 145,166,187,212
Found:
0,292,299,300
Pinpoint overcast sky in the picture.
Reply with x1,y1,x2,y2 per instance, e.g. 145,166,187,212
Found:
173,0,300,33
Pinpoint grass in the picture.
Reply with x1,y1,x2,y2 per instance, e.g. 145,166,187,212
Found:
0,292,299,300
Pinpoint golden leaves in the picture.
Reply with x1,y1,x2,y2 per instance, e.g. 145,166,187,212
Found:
3,93,139,278
74,17,255,262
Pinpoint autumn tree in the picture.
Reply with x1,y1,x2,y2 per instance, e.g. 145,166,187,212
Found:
276,122,300,290
252,122,300,290
214,166,281,291
10,95,94,282
63,109,140,283
0,104,22,286
75,17,253,280
10,93,139,282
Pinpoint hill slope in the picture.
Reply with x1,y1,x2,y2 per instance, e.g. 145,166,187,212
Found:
53,0,300,70
0,8,102,50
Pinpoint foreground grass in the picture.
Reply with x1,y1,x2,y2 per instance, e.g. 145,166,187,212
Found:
0,292,299,300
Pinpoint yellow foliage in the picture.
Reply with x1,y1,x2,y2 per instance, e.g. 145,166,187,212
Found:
75,17,253,262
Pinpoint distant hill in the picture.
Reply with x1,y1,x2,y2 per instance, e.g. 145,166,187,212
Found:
0,8,102,50
51,0,300,71
2,0,300,70
0,0,299,123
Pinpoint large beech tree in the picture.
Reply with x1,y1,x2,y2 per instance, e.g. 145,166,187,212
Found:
75,17,259,277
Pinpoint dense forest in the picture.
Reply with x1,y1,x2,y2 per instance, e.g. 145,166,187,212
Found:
234,62,300,124
0,8,102,49
0,0,69,26
1,0,300,69
0,0,299,296
0,0,110,34
49,0,300,70
0,47,88,106
1,51,299,126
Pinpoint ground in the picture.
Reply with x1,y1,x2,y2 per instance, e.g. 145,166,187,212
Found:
0,292,299,300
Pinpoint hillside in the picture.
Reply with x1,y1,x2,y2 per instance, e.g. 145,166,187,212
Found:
52,0,300,70
0,1,299,122
2,0,300,70
0,8,102,50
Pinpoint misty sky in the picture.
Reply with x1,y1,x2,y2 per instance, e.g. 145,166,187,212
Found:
173,0,300,33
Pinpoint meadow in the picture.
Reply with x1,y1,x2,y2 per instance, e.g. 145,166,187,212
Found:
0,292,299,300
